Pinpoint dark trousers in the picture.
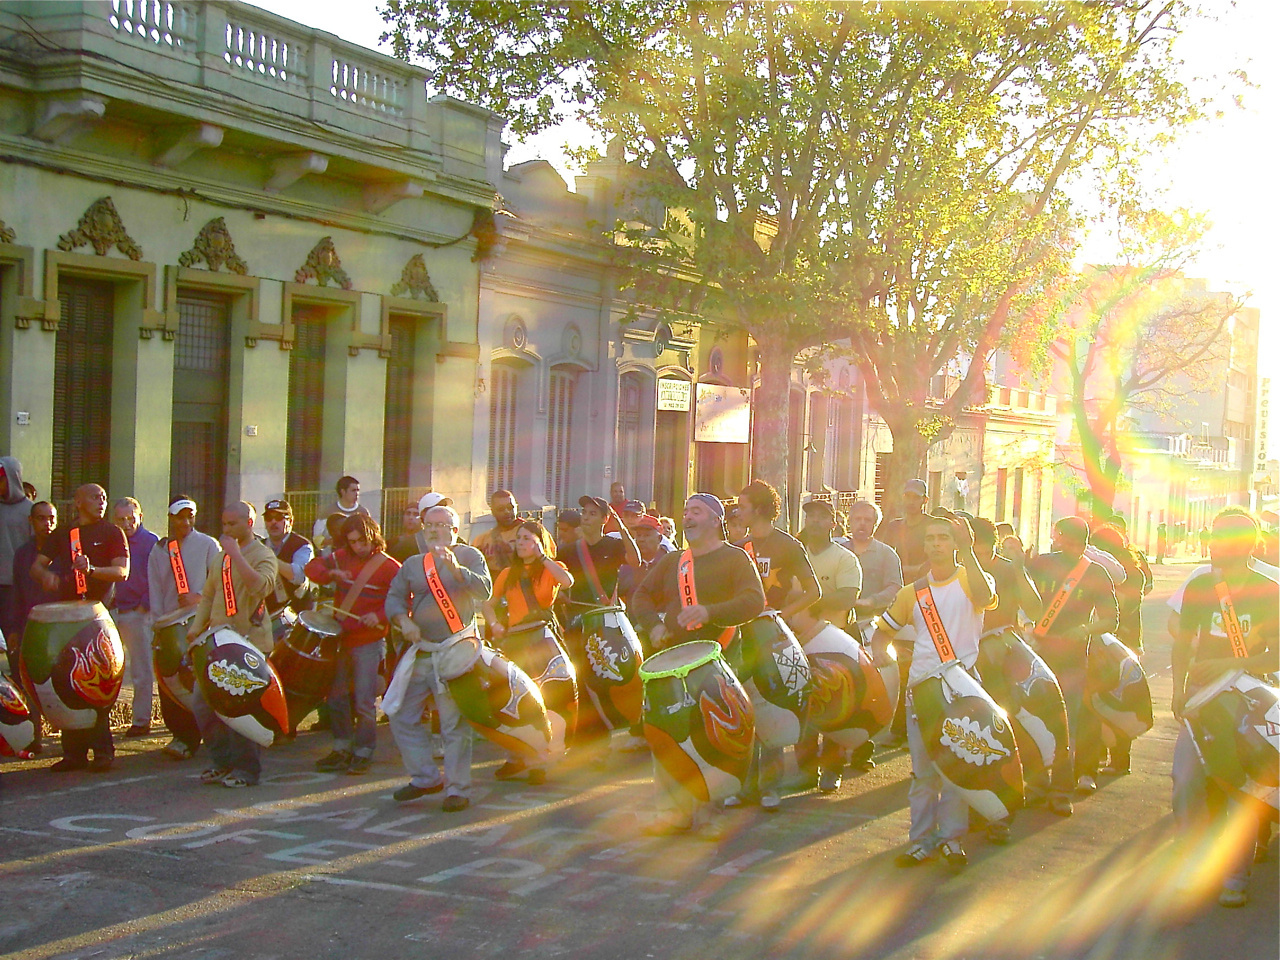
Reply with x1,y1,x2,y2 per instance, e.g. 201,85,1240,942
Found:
62,711,113,762
159,683,202,751
794,724,846,777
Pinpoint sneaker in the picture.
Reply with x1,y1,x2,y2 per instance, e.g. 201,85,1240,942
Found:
346,755,372,776
442,795,470,813
1218,888,1249,908
315,750,353,773
200,767,232,785
493,760,527,781
162,739,196,760
48,757,88,773
940,840,967,868
760,791,781,812
124,724,151,738
894,844,934,867
987,820,1011,845
526,768,547,786
818,771,842,794
615,734,648,753
850,757,876,773
1048,795,1074,817
1076,775,1098,795
393,782,444,803
1099,764,1130,777
87,755,113,773
221,774,255,789
723,794,744,809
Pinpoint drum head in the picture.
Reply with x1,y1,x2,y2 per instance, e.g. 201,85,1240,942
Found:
504,620,550,639
640,640,722,681
1184,669,1246,715
153,607,198,630
299,610,343,637
28,600,108,623
435,634,483,681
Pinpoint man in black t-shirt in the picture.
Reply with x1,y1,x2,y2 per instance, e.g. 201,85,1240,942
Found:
1170,511,1278,909
31,483,129,772
971,517,1043,633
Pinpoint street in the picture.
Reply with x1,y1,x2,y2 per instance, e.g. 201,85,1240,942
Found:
1,561,1275,960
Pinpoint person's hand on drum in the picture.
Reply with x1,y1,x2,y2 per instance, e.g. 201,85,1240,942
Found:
1188,656,1234,689
178,591,202,609
649,623,667,647
359,612,380,629
676,604,710,630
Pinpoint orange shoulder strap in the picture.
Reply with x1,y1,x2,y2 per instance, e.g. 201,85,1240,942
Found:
1214,579,1250,659
1033,555,1092,638
914,581,957,662
677,549,735,648
221,554,237,616
69,527,87,598
422,551,465,633
167,539,191,596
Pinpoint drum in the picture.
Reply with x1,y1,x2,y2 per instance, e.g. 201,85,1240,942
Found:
501,620,578,756
732,611,812,749
0,673,36,756
1184,670,1280,810
639,640,755,804
1088,633,1154,743
270,606,298,645
859,620,901,746
912,660,1024,822
578,605,645,728
194,627,290,747
269,609,342,732
799,620,892,750
443,639,554,761
976,627,1068,772
152,607,199,713
21,601,125,731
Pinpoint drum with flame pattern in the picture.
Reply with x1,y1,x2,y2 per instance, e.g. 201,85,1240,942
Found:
21,601,124,731
0,672,36,755
797,620,892,750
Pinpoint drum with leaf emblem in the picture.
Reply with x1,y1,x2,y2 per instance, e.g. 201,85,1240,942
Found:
193,627,290,747
577,605,645,728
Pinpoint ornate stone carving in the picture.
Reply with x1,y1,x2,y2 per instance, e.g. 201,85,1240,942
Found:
178,218,248,274
0,219,14,244
294,236,352,289
57,197,142,259
390,253,438,300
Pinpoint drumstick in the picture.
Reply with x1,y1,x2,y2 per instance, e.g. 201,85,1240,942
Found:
316,602,362,623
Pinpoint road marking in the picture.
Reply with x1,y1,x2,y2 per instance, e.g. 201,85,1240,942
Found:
709,848,773,876
419,857,544,884
2,775,160,806
49,814,155,834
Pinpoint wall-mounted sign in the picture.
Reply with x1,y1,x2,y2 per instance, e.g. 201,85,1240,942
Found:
657,378,693,412
695,383,751,443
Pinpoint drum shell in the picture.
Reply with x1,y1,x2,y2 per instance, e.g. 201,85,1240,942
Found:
195,629,290,747
801,622,892,750
0,673,36,755
578,606,645,727
1088,633,1153,741
640,641,754,804
912,660,1023,822
447,645,552,761
976,628,1068,771
731,613,811,749
22,601,124,731
501,622,577,756
152,608,198,712
1186,673,1279,810
268,619,341,733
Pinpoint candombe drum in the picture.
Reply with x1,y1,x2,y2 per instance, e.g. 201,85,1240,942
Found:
579,605,645,728
975,626,1068,773
269,606,298,645
859,620,901,746
269,609,342,732
1088,633,1154,745
152,607,199,713
912,659,1024,821
436,632,555,762
0,673,36,756
21,601,124,730
798,620,892,750
500,620,578,756
732,611,812,749
1183,669,1279,810
639,640,755,804
194,627,290,747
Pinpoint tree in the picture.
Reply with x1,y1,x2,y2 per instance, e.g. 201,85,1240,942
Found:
383,1,1209,519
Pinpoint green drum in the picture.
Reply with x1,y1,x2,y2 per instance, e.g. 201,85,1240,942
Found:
152,607,199,712
21,601,125,731
578,605,645,727
438,635,554,762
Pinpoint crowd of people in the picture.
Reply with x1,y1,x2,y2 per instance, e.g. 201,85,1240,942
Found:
0,456,1275,909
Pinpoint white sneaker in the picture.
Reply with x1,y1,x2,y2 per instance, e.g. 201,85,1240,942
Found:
723,794,744,809
760,791,781,812
615,734,648,753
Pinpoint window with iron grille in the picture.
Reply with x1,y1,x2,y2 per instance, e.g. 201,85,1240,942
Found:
617,371,645,494
488,364,518,497
546,369,576,509
382,315,416,490
172,292,231,529
286,308,327,492
53,277,114,503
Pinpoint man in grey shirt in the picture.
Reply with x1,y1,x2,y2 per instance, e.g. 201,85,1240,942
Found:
844,501,904,628
384,504,491,812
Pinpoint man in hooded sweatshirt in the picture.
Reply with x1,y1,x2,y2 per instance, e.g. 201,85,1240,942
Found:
0,457,34,660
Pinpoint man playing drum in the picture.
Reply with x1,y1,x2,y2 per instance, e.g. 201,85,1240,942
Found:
1171,509,1278,908
32,483,129,772
262,498,316,630
304,515,400,776
870,511,995,869
185,502,279,788
147,496,221,760
384,504,492,812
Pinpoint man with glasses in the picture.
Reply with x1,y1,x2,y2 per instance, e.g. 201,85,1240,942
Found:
262,498,316,629
305,515,400,775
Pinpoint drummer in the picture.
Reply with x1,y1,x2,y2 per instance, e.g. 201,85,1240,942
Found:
147,496,222,760
384,504,492,812
262,498,316,632
480,519,573,784
870,511,995,869
185,501,279,789
732,480,820,812
31,483,129,773
1170,510,1278,909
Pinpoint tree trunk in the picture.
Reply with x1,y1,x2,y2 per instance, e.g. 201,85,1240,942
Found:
750,329,795,528
879,412,930,522
1071,395,1120,517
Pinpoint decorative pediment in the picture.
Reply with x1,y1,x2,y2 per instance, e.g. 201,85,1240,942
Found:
0,219,14,244
390,253,438,300
57,197,142,259
294,236,352,289
178,218,248,274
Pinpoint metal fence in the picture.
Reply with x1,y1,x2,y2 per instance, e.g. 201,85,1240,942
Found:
281,489,325,543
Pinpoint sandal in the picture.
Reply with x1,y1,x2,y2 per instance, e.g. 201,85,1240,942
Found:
199,767,231,785
221,774,255,789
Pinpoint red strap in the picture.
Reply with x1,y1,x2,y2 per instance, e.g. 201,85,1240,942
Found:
1214,579,1250,659
1033,555,1092,638
915,583,957,662
221,555,237,616
576,538,612,604
69,527,87,598
168,540,190,596
677,550,735,648
422,552,465,633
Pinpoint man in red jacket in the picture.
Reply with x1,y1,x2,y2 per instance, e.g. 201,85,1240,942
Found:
304,515,400,775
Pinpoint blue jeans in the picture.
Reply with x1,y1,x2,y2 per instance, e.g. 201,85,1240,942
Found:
189,683,260,783
329,641,382,759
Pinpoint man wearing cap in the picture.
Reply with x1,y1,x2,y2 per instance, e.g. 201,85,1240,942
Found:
876,479,932,583
618,514,671,607
110,497,159,738
147,496,222,759
384,504,491,812
471,489,555,576
1026,516,1119,814
262,498,316,626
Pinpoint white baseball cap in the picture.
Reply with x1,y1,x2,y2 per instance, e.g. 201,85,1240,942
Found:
418,491,454,513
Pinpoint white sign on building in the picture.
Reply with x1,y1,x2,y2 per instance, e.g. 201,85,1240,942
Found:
694,384,751,443
657,379,693,412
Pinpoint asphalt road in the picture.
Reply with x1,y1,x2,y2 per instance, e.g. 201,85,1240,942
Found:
1,560,1275,960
